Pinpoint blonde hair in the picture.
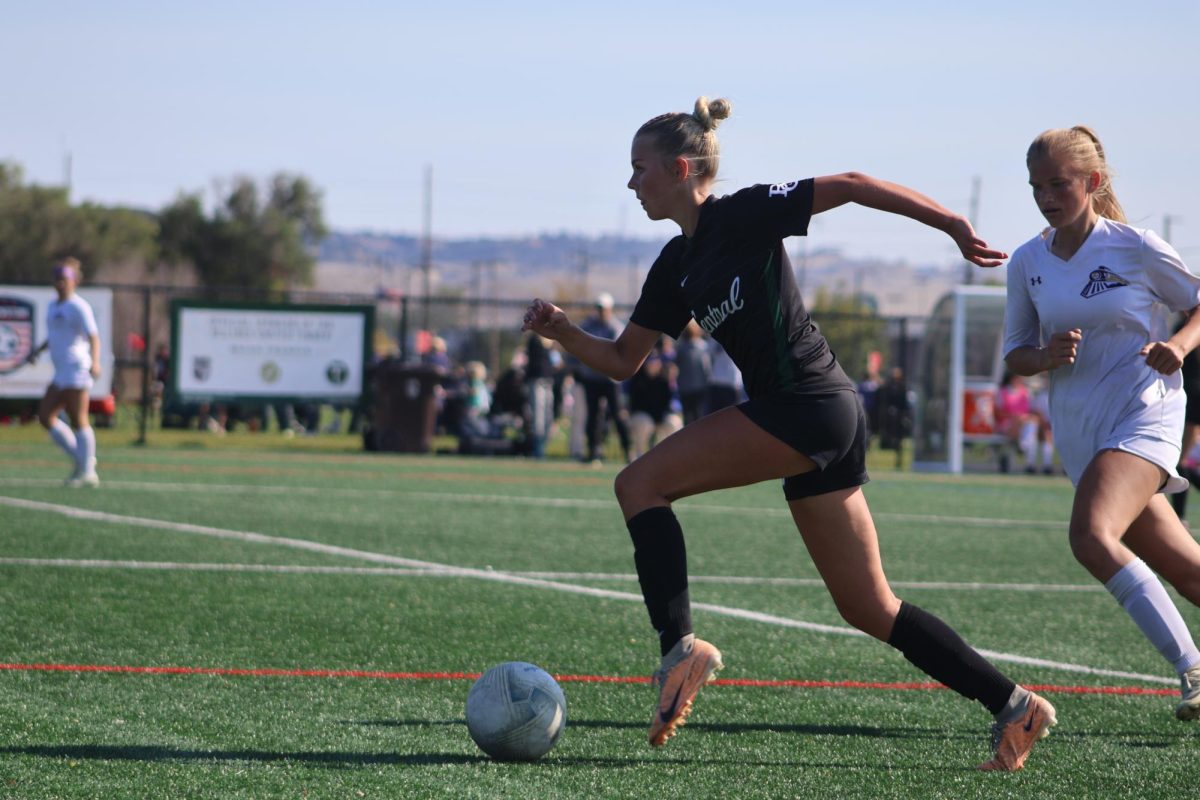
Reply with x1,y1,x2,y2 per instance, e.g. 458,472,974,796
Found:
1026,126,1126,223
636,96,732,179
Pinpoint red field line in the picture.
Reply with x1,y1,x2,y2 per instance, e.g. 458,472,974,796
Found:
0,662,1176,696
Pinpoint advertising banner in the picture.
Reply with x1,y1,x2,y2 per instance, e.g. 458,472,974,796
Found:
171,302,372,403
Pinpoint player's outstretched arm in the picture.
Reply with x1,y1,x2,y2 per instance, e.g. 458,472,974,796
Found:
812,172,1008,267
522,298,659,381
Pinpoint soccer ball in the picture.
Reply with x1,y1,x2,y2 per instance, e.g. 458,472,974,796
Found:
465,661,567,760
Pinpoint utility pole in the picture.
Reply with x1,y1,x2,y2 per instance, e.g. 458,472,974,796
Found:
420,164,433,333
962,175,981,285
1163,214,1181,245
579,247,590,298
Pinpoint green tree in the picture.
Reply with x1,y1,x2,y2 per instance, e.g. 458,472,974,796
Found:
0,162,158,282
810,286,888,382
157,173,328,291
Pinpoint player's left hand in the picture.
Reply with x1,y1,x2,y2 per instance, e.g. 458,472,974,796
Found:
1140,340,1185,374
521,298,572,340
90,364,102,379
949,217,1008,268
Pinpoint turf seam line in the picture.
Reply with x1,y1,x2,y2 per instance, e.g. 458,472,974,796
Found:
0,663,1176,696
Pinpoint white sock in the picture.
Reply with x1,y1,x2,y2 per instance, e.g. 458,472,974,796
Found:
48,419,78,461
75,426,96,476
1040,441,1054,468
1105,558,1200,674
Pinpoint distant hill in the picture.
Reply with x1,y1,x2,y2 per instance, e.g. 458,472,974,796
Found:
319,230,665,272
316,230,986,318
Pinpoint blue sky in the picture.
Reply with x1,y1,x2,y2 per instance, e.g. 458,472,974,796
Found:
4,1,1198,268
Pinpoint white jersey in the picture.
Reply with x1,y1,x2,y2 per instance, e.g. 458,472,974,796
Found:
1004,217,1200,488
47,294,99,378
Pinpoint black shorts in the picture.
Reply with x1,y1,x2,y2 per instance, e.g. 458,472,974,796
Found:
735,389,869,501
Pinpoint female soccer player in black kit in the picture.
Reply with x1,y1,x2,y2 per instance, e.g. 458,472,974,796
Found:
522,96,1053,771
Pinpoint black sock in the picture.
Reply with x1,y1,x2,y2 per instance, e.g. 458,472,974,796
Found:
626,506,692,656
886,601,1015,715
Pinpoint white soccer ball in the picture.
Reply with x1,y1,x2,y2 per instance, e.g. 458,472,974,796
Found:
465,661,567,761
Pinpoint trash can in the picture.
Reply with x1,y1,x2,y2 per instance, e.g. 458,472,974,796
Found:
369,360,443,453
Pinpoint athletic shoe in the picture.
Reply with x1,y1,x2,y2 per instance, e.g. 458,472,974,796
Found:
977,690,1056,771
1176,665,1200,721
62,469,80,487
66,472,100,488
648,636,723,747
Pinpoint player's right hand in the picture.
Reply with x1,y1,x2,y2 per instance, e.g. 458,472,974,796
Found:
1043,328,1082,369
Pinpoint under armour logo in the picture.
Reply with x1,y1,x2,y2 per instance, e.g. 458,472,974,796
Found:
1030,277,1042,286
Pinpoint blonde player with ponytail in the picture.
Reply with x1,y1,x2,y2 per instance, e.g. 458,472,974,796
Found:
1003,126,1200,720
524,96,1055,771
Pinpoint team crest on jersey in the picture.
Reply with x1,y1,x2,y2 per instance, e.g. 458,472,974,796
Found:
1080,266,1130,298
0,297,36,375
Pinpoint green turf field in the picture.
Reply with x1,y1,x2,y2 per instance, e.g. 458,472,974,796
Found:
1,426,1198,798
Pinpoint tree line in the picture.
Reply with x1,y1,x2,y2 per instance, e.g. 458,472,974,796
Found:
0,162,326,290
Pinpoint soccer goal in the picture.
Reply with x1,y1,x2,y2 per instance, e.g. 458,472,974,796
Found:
912,285,1008,474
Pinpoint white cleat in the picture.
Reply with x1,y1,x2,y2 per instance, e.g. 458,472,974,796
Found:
1176,665,1200,721
66,472,100,488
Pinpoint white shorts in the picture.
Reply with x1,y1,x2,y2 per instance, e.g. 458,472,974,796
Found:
52,366,93,391
1056,381,1187,494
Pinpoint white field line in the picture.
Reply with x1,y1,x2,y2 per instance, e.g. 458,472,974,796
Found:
0,557,1103,594
0,494,1167,686
0,478,1065,529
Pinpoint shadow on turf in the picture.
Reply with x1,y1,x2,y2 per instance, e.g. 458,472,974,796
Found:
0,743,969,771
349,717,978,741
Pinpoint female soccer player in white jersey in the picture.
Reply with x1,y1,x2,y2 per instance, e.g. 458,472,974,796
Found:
25,258,102,487
523,97,1054,771
1003,126,1200,720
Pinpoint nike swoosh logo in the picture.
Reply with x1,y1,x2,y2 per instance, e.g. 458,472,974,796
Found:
659,686,684,723
1023,711,1037,733
679,275,689,288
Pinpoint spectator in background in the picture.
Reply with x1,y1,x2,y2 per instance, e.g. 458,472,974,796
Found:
857,354,883,445
423,336,452,371
461,361,492,437
995,371,1038,474
705,341,744,413
878,366,911,452
627,353,683,459
674,321,711,425
25,258,102,487
524,333,558,458
577,293,631,463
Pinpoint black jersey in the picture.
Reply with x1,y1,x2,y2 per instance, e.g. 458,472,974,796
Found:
630,178,852,398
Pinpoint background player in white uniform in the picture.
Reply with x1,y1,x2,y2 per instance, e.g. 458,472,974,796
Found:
25,258,102,487
524,96,1054,771
1002,126,1200,720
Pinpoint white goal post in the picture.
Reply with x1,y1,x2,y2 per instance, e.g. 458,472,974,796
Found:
912,285,1008,474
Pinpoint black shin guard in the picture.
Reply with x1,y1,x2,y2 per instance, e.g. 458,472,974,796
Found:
626,506,692,656
887,601,1015,714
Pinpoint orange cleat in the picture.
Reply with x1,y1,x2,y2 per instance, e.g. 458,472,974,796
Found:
977,691,1056,772
648,636,723,747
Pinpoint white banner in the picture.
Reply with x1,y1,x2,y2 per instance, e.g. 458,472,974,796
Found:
174,304,368,401
0,286,115,399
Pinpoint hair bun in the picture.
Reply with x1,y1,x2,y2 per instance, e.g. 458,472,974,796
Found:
693,96,732,132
